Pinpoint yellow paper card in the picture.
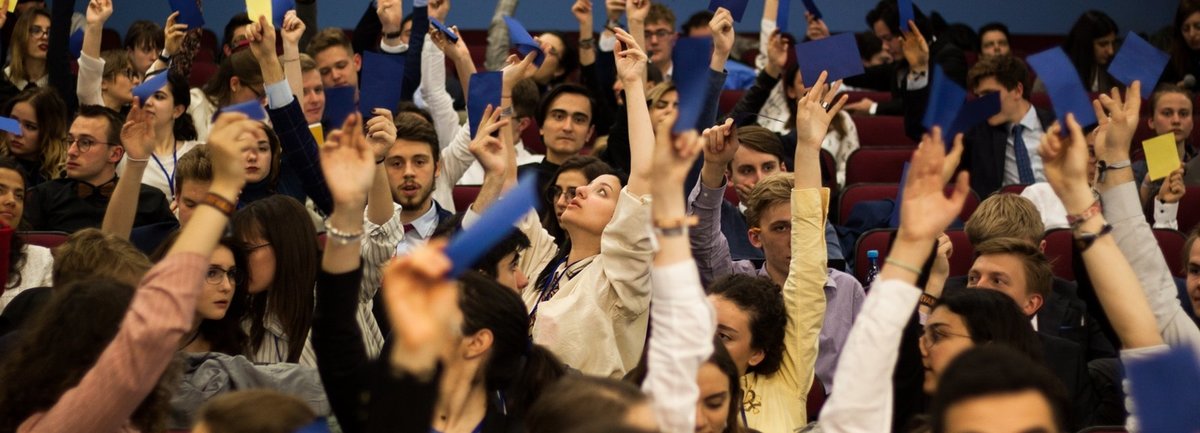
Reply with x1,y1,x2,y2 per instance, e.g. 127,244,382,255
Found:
1142,132,1182,181
246,0,273,27
309,123,324,147
6,0,15,13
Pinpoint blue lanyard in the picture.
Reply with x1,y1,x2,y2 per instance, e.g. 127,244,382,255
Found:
150,141,178,200
527,256,568,331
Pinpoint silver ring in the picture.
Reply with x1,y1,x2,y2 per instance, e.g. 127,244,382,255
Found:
821,101,832,110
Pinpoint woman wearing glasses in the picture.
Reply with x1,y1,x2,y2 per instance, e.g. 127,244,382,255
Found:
6,9,51,90
76,0,141,112
151,235,251,355
540,155,619,247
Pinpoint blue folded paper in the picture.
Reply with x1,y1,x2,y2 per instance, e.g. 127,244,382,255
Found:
430,17,459,43
708,0,749,22
132,72,170,106
69,29,83,60
801,0,821,20
889,162,910,228
1125,346,1200,432
1108,32,1170,99
503,16,544,68
220,99,268,121
671,37,713,134
323,86,357,126
898,0,914,33
777,0,791,34
0,117,20,135
273,0,295,29
794,32,865,87
949,93,1000,140
445,172,541,278
1026,47,1098,127
922,66,966,137
468,72,503,137
168,0,205,28
359,51,407,120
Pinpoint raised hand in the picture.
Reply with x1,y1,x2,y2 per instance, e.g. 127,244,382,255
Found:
120,99,157,161
605,0,626,22
86,0,113,27
247,15,278,62
381,241,461,372
501,53,537,90
897,127,971,244
469,105,511,175
702,118,739,167
765,32,789,78
281,10,305,48
613,28,648,85
163,12,189,57
378,0,404,35
1157,168,1186,204
1096,81,1142,159
1038,114,1093,212
206,113,263,191
430,0,450,22
899,19,929,71
804,12,830,40
653,110,707,183
321,113,377,207
572,0,594,28
365,108,397,166
710,7,735,66
793,71,848,149
627,0,648,22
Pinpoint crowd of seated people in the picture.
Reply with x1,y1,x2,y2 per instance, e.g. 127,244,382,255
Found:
0,0,1197,432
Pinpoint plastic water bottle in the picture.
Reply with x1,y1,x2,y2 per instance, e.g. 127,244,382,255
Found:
865,250,880,288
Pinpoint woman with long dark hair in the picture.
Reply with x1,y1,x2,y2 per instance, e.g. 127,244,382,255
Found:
1063,10,1120,92
1165,0,1200,89
117,72,201,201
151,234,250,356
0,111,261,432
0,87,69,187
0,157,53,311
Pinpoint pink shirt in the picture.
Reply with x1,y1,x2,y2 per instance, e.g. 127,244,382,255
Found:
19,253,208,433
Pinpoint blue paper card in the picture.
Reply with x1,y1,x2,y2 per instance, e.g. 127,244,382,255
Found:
0,117,20,135
468,72,503,137
949,93,1000,140
168,0,205,28
503,16,544,67
794,32,865,87
1108,32,1170,99
1125,346,1200,433
272,0,295,29
777,0,791,34
69,29,83,60
359,51,407,120
889,162,910,228
1026,47,1098,127
801,0,821,20
430,17,459,43
898,0,914,33
708,0,749,22
220,99,268,121
323,85,357,126
132,72,169,106
446,172,541,278
921,66,966,136
672,37,713,133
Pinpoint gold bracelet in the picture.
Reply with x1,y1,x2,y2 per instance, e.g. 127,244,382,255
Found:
884,257,922,275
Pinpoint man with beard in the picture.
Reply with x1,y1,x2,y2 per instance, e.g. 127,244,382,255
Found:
371,115,453,257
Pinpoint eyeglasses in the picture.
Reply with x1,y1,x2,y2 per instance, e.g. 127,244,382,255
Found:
205,266,239,285
65,134,114,153
29,25,49,39
920,326,971,349
645,29,674,40
546,186,577,203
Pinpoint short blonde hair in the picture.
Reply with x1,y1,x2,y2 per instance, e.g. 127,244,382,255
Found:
742,172,793,228
964,193,1044,245
52,228,152,287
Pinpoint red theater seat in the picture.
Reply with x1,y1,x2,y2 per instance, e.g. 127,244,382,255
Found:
854,116,916,147
20,231,69,249
453,185,482,211
844,147,914,185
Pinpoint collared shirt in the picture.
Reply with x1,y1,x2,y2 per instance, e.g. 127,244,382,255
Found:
393,202,440,257
1004,106,1047,185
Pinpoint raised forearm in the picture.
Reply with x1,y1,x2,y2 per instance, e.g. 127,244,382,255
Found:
101,161,149,239
793,146,822,190
283,43,303,100
323,206,366,274
367,165,394,226
82,22,103,59
168,180,240,257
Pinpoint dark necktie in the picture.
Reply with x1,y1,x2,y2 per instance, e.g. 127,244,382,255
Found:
403,224,416,234
1011,124,1035,184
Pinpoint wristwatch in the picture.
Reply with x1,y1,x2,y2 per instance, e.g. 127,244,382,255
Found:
1073,223,1113,252
383,29,403,39
579,38,595,49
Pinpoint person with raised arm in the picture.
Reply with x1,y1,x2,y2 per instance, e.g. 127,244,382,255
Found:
1089,81,1200,358
0,112,260,432
77,0,140,111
